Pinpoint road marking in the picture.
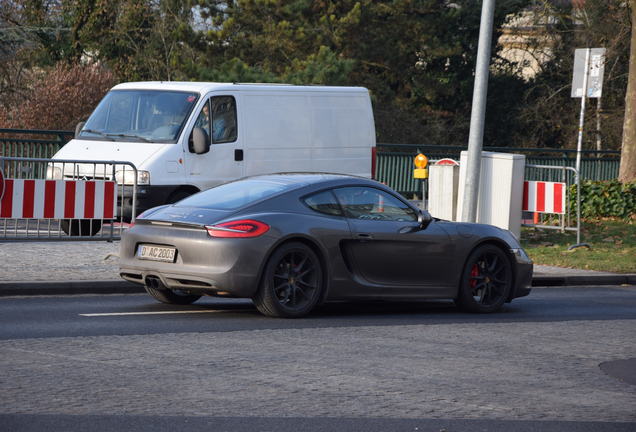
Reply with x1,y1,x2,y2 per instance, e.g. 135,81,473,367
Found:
80,309,250,317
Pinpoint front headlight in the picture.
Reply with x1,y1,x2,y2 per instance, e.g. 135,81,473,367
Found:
115,170,150,185
46,166,63,179
511,248,532,264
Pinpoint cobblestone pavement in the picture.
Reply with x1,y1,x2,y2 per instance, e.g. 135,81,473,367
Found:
0,242,120,281
1,319,634,421
533,264,619,276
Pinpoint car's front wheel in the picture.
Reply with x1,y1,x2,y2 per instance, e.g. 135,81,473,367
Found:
144,277,201,305
253,242,324,318
455,244,512,313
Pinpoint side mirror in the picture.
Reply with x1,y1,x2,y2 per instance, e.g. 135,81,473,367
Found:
75,121,85,138
418,209,433,229
191,127,210,154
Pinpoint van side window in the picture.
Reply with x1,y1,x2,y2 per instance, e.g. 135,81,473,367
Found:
194,100,212,138
211,96,237,143
302,190,343,216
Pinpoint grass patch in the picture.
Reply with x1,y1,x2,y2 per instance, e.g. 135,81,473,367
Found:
521,218,636,273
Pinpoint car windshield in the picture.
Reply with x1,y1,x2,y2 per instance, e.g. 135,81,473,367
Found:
176,178,302,210
79,90,199,143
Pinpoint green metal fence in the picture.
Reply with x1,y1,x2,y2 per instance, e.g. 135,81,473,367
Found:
377,144,620,196
0,129,72,160
0,129,621,196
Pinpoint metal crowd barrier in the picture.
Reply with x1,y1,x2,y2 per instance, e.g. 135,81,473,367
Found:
0,157,137,242
522,164,585,248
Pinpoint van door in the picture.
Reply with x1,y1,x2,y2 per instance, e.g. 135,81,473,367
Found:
184,94,243,191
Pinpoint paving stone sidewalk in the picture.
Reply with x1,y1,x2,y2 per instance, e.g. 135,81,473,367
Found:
0,241,121,282
533,264,622,276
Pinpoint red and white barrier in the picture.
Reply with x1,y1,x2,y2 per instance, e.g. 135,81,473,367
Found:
0,179,117,219
522,180,566,214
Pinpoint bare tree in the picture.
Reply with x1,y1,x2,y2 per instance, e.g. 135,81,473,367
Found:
0,62,114,130
619,0,636,182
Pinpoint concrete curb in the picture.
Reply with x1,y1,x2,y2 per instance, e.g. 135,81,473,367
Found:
0,275,635,296
532,274,636,287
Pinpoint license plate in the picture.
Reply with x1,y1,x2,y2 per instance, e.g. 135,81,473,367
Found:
137,245,176,262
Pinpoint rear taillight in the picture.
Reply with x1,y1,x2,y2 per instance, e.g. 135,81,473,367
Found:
205,219,270,238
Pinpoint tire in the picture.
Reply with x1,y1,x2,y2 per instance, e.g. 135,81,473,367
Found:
60,219,102,236
167,189,194,204
455,244,512,313
253,242,324,318
144,278,201,305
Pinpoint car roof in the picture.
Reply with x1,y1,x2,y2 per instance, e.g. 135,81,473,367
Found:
236,172,377,188
111,81,369,95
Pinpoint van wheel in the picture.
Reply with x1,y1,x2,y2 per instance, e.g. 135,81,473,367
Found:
167,190,194,204
61,219,102,236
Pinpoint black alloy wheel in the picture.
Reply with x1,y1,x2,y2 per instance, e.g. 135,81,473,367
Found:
455,244,512,313
253,242,324,318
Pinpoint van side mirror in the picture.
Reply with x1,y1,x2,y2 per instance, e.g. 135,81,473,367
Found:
418,209,432,229
191,127,210,154
75,121,85,138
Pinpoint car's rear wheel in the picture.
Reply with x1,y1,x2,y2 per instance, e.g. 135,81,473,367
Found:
253,242,324,318
455,244,512,313
144,277,201,305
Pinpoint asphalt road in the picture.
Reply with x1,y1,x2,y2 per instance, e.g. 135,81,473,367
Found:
1,286,635,431
1,286,635,340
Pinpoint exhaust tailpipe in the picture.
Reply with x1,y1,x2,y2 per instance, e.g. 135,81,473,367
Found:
145,275,161,289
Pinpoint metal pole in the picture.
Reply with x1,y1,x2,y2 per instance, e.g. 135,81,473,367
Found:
575,48,590,177
461,0,496,223
561,165,566,233
576,167,581,245
596,97,602,179
573,49,590,247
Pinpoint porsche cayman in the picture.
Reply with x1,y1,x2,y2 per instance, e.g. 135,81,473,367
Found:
119,173,533,317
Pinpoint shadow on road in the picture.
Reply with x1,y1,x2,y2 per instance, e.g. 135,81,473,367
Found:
118,285,636,329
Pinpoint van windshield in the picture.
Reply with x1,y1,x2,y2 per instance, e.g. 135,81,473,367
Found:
79,90,199,143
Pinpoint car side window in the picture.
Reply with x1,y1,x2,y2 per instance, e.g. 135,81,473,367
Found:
302,190,343,217
333,187,417,222
210,96,237,143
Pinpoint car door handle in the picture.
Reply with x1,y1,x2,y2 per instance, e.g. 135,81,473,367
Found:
399,225,419,234
356,233,373,240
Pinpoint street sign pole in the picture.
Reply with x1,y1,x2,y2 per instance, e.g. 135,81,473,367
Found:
574,48,590,246
569,47,605,249
575,48,590,179
461,0,496,223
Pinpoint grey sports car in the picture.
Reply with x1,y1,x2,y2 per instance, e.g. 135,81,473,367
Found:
119,173,532,317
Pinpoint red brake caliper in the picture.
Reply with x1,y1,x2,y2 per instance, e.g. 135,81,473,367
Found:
469,264,479,289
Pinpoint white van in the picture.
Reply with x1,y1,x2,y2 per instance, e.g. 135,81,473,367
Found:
51,82,376,218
